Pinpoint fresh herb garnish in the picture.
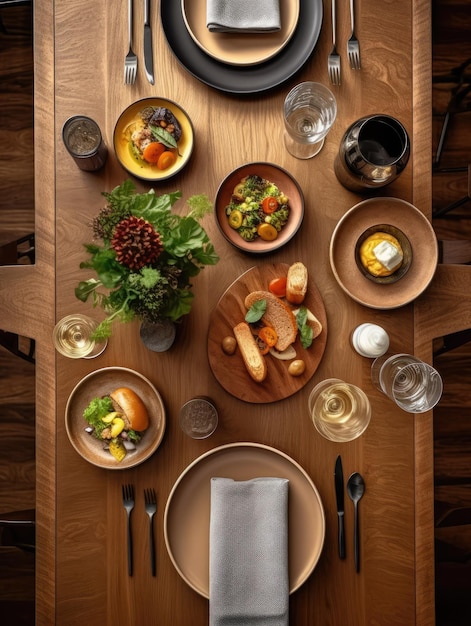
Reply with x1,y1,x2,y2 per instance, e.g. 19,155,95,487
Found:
295,306,314,349
245,299,267,323
83,396,114,439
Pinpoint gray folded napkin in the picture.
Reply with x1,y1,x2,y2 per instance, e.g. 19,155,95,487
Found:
209,477,289,626
206,0,281,33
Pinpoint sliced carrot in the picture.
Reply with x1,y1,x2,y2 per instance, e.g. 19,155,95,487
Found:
142,142,166,164
157,150,177,171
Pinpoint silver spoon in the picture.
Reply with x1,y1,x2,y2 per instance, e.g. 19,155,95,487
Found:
347,472,365,573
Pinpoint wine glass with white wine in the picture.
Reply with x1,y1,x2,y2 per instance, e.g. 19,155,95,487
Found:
52,314,107,359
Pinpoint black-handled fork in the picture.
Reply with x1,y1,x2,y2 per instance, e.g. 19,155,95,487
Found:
144,488,157,576
122,484,135,576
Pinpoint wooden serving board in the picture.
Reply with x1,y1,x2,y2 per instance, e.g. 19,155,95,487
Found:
207,263,328,403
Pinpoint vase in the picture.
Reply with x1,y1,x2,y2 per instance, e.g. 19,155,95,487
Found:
139,319,176,352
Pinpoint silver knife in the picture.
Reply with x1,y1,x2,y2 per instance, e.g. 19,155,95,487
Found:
334,455,346,559
144,0,154,85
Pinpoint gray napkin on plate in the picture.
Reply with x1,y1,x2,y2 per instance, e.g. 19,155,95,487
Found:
206,0,281,33
209,477,289,626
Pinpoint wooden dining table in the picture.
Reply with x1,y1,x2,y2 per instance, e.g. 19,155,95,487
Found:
1,0,454,623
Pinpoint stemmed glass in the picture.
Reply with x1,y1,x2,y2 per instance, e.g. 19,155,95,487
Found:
52,314,107,359
283,81,337,159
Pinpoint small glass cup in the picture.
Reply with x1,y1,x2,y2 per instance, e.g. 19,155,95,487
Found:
283,81,337,159
371,353,443,413
179,397,218,439
308,378,371,442
52,314,107,359
62,116,108,171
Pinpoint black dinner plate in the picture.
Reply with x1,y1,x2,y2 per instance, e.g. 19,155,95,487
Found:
160,0,323,95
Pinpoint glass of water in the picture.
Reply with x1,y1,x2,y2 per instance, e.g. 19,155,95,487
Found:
308,378,371,442
371,353,443,413
283,81,337,159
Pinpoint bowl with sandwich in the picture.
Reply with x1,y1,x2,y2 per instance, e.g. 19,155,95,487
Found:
65,366,166,469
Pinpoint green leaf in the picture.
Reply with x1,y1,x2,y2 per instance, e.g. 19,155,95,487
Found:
149,125,178,149
296,307,314,349
245,299,267,323
75,279,101,302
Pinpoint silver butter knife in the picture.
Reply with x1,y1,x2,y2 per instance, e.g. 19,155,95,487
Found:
144,0,154,85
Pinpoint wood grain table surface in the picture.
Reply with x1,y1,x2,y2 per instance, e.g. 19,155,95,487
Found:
0,0,452,623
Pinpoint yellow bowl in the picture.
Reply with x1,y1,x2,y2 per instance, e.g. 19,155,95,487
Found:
113,97,194,181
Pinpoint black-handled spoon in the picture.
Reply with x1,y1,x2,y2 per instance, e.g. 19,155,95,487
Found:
347,472,365,573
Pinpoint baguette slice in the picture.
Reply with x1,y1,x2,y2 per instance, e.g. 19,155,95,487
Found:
244,290,297,352
286,262,308,304
233,322,267,383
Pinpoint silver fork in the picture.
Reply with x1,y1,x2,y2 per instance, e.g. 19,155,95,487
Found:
122,484,135,575
144,488,157,576
124,0,137,84
328,0,341,86
347,0,361,70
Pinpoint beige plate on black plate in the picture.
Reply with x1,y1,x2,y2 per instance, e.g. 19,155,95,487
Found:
65,367,166,469
182,0,300,66
164,442,325,597
207,263,328,403
329,198,438,309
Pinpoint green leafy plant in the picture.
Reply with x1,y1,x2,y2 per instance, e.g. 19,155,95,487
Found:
75,179,219,340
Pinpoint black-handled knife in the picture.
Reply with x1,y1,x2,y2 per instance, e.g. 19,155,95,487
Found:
144,0,155,85
334,455,346,559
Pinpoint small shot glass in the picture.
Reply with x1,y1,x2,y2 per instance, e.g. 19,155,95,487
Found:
179,397,218,439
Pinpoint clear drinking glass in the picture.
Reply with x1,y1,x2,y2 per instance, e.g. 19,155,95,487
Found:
371,353,443,413
179,397,218,439
283,81,337,159
308,378,371,442
52,314,107,359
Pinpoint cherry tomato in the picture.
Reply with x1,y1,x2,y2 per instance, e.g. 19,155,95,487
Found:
257,223,278,241
268,277,287,298
258,326,278,348
261,196,279,214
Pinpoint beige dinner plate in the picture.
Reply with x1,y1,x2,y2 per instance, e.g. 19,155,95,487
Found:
65,367,166,469
164,443,325,597
329,198,438,309
207,263,328,403
182,0,300,66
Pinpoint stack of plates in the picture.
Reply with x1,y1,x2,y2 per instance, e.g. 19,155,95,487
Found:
161,0,323,94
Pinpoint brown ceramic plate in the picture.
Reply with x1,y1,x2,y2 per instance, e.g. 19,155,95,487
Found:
164,442,325,597
329,198,438,309
181,0,300,66
207,263,327,403
113,98,194,182
215,163,304,254
65,367,166,469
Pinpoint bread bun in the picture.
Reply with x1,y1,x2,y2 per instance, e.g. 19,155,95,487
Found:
110,387,149,432
286,262,308,304
233,322,267,383
244,290,297,351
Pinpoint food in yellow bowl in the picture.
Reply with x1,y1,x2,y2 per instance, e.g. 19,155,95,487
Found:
359,231,404,277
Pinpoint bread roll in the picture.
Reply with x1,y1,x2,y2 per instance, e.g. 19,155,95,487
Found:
286,262,308,304
244,291,297,351
233,322,267,383
110,387,149,432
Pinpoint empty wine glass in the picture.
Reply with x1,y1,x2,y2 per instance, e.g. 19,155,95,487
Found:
53,314,107,359
308,378,371,442
283,82,337,159
371,353,443,413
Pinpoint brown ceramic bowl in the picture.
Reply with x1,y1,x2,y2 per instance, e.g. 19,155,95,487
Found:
215,162,304,254
329,197,438,309
354,224,413,284
65,367,166,469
